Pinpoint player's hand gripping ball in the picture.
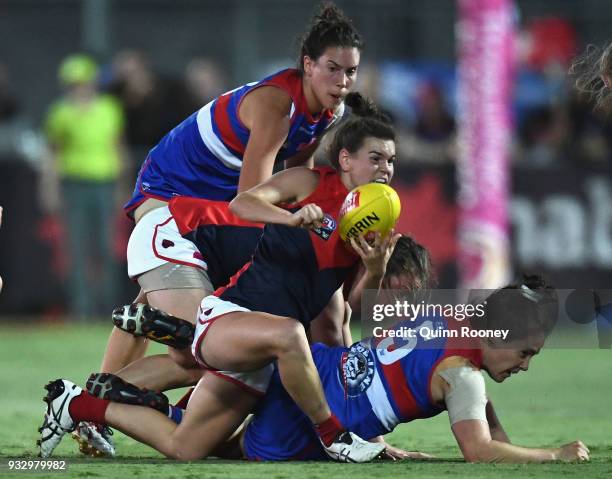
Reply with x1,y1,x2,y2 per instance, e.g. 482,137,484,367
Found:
338,183,401,242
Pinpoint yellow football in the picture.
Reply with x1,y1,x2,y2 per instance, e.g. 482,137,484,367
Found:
338,183,401,242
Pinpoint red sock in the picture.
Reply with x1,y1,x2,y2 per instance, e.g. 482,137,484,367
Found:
314,414,344,447
68,392,110,425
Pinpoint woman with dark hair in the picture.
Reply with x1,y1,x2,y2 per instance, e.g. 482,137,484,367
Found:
41,268,590,462
232,275,588,463
39,93,398,462
309,234,434,350
232,274,587,462
102,2,365,377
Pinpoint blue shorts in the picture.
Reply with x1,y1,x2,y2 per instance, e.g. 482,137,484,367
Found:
242,343,386,461
242,344,334,460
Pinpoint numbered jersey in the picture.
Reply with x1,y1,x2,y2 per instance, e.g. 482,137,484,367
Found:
243,317,483,461
217,167,359,326
125,69,343,215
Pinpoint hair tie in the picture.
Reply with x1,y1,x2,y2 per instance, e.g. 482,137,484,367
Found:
520,284,543,303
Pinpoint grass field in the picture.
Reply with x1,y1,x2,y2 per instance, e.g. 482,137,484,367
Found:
0,321,610,478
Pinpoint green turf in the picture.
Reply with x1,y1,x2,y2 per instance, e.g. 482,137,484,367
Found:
0,322,610,478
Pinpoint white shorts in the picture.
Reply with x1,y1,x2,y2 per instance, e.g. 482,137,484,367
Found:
127,206,208,279
192,295,274,396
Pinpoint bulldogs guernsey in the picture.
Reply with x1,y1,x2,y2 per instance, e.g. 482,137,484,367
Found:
243,316,483,461
125,69,344,215
217,166,358,326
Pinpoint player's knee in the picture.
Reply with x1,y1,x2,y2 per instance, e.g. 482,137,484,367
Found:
166,443,203,461
274,318,307,354
172,449,202,461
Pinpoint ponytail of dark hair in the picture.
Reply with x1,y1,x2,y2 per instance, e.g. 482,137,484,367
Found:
478,273,559,343
297,2,363,71
344,91,384,119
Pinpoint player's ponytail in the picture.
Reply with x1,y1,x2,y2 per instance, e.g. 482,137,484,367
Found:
477,273,559,344
344,92,392,123
327,93,395,169
297,2,363,71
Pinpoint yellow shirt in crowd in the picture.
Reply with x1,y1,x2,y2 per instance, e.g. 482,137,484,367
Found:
45,95,124,181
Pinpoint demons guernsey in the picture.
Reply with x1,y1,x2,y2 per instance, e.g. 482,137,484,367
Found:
167,196,263,290
217,166,358,326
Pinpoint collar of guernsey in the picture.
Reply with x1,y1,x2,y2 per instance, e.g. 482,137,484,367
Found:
198,68,344,170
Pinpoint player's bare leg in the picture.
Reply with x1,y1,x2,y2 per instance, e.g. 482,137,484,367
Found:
114,306,347,423
99,328,149,374
99,289,149,373
114,353,203,391
200,312,332,425
40,373,257,460
103,373,256,460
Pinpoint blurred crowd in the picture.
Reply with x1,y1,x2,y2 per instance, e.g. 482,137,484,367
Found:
0,50,230,318
0,15,610,318
364,17,612,169
1,18,609,175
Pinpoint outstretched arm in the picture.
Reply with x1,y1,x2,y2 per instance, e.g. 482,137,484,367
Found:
440,363,589,463
452,419,589,463
229,166,321,227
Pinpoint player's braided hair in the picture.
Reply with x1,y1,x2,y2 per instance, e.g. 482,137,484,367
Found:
570,41,612,112
476,273,559,344
328,92,395,169
297,2,364,70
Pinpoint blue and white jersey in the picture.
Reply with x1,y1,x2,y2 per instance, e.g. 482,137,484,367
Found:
243,317,483,461
125,69,344,216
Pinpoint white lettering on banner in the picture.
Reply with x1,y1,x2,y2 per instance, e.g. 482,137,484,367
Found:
375,321,434,365
511,176,612,267
588,178,612,267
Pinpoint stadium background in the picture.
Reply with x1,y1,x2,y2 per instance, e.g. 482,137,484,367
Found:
0,1,610,476
2,0,612,314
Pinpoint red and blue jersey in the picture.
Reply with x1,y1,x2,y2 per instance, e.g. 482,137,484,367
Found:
217,167,358,326
125,69,344,216
168,196,263,290
243,316,483,461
